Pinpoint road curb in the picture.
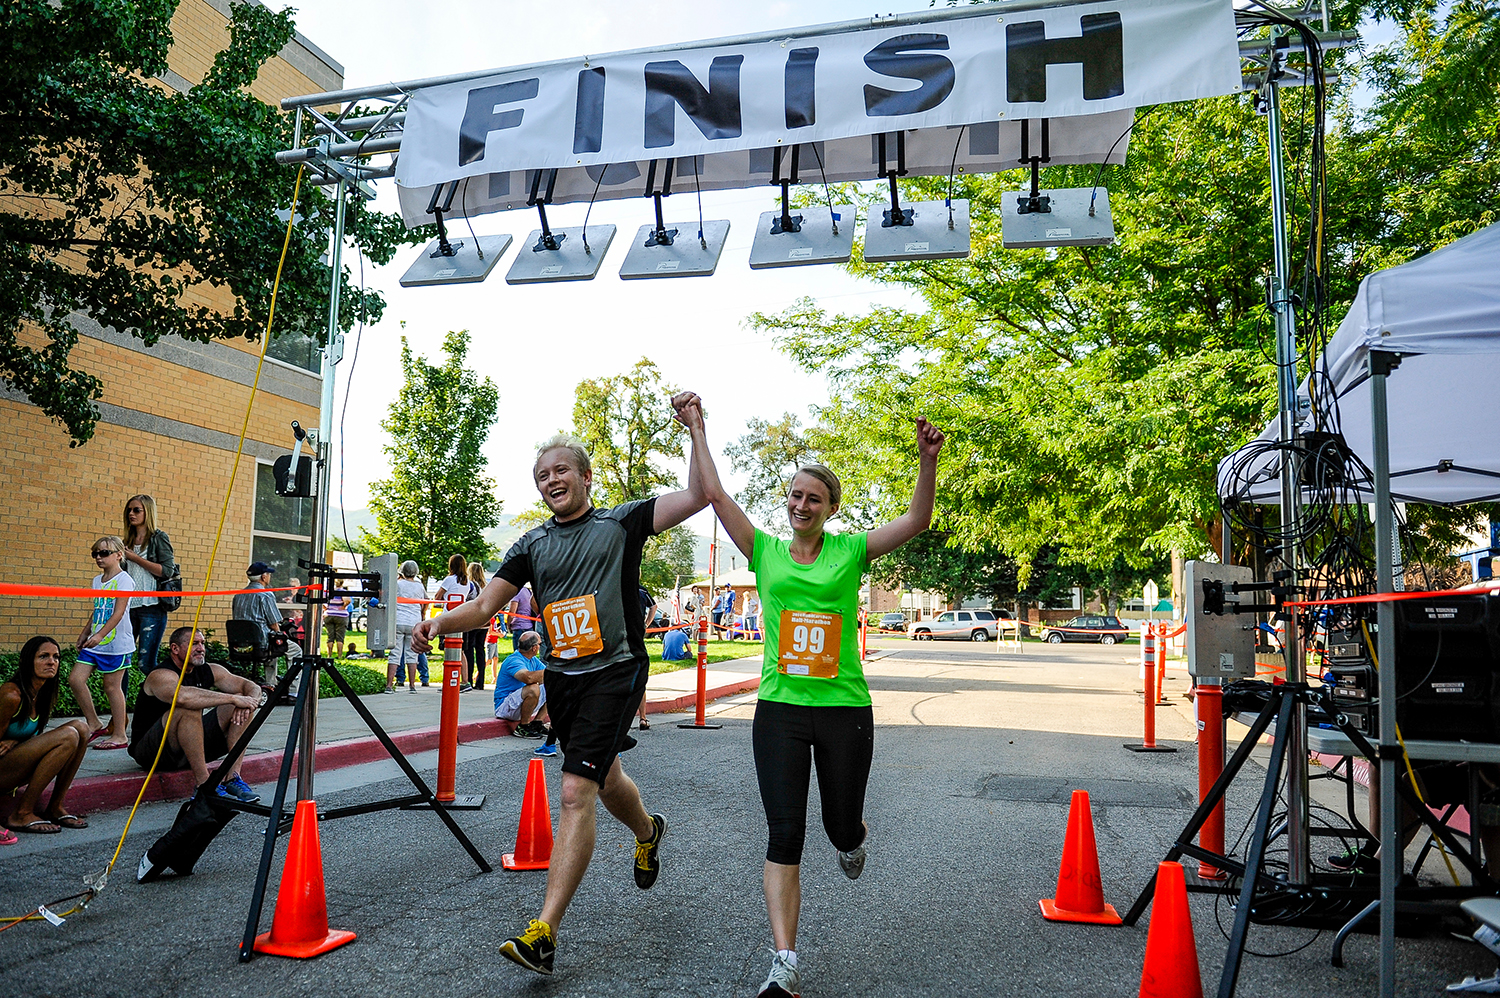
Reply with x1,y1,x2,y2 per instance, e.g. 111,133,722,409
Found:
20,715,517,818
643,675,760,714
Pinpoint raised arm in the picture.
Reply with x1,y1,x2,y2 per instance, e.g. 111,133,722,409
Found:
413,576,520,654
865,417,945,561
651,391,711,533
674,393,755,561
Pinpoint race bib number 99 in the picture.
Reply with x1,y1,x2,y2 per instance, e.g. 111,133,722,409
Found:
544,595,605,660
778,610,841,678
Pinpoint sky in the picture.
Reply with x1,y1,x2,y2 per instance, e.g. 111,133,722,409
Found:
266,0,929,539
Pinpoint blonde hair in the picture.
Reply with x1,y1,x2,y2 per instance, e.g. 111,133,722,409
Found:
468,562,487,587
792,465,842,509
93,535,125,557
123,494,157,543
534,433,592,477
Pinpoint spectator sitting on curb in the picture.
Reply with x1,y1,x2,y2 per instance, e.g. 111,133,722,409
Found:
128,627,263,804
0,637,92,837
494,630,548,737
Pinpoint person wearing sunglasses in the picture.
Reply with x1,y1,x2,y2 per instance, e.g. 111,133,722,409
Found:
69,537,136,749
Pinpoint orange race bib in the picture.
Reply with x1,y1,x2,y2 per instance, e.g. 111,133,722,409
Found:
544,594,605,661
777,610,842,678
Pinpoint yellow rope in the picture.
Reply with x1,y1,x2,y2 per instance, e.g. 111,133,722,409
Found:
1,166,308,930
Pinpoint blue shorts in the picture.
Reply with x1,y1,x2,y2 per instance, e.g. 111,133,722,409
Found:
77,648,131,674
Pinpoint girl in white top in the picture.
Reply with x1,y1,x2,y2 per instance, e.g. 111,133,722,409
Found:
70,536,135,748
435,553,478,687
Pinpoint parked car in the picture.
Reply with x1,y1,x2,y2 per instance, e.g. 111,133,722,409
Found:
908,609,1009,642
1039,615,1131,644
348,598,366,633
876,612,907,632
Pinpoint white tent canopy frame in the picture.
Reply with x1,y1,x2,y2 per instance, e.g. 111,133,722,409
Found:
1218,219,1500,996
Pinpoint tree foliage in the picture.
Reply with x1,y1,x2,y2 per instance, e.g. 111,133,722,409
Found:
569,357,694,592
725,411,817,531
0,0,423,444
363,331,500,580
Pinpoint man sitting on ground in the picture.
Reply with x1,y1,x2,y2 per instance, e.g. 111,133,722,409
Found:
494,630,548,737
128,627,263,803
661,624,692,662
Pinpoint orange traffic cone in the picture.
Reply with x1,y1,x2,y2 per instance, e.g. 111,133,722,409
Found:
253,799,357,958
1138,861,1203,998
1039,789,1122,925
503,758,554,870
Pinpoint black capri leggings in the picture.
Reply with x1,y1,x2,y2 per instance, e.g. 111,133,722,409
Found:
752,699,874,865
463,629,486,686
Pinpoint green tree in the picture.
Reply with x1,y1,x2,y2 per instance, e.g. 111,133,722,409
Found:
364,331,500,580
570,357,693,592
0,0,421,444
725,412,816,531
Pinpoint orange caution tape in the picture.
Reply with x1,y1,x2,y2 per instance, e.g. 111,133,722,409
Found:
0,582,316,599
1285,584,1500,608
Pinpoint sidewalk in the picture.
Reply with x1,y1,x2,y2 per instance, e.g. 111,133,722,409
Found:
27,656,763,817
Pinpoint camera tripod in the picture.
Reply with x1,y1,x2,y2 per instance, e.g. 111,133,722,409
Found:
1123,680,1490,998
190,651,491,962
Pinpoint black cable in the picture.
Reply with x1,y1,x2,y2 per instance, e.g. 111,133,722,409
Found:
807,141,839,235
946,124,966,227
459,176,483,260
581,164,607,254
1087,105,1162,216
693,155,707,250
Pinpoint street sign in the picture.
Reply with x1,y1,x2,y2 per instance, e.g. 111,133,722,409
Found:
1143,580,1159,606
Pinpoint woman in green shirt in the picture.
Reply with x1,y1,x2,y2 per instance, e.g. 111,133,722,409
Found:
675,394,943,998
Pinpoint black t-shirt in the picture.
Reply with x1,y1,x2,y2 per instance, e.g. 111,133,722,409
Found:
496,499,658,673
129,659,218,752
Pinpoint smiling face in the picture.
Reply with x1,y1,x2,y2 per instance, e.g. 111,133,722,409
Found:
534,447,593,522
786,471,837,537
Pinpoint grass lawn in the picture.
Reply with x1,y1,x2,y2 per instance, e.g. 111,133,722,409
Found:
332,631,762,681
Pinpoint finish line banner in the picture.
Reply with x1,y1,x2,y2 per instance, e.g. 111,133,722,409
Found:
394,0,1239,216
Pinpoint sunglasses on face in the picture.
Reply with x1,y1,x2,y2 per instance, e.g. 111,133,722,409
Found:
92,550,117,558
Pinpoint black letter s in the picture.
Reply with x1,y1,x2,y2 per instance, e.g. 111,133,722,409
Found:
863,34,955,117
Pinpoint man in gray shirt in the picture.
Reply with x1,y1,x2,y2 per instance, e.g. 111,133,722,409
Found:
414,400,705,978
231,561,284,687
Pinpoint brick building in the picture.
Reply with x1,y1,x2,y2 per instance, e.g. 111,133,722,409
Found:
0,1,342,650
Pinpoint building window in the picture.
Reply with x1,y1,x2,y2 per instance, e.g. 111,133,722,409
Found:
252,461,312,577
266,328,321,374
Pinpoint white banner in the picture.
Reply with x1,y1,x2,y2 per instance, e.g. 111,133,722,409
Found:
395,0,1239,197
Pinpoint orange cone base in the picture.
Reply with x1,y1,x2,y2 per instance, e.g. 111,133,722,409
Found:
502,852,550,871
253,927,357,959
1039,898,1123,925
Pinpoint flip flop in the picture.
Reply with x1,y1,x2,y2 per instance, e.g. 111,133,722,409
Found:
8,820,61,834
0,829,17,846
48,814,88,830
94,741,129,750
87,727,110,744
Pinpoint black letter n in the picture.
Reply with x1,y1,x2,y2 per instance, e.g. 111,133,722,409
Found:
459,78,540,167
1006,14,1123,104
643,56,744,149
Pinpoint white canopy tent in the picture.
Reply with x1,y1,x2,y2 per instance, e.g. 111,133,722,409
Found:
1218,221,1500,504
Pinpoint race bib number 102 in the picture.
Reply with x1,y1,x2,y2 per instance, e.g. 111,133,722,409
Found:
544,594,605,660
777,610,842,678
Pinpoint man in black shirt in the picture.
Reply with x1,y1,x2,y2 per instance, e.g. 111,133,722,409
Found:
129,626,264,803
414,398,705,976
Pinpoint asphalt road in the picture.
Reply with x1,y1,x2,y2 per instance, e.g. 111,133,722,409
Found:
1,640,1488,997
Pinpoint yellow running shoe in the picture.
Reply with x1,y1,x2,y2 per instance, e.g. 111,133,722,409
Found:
500,918,555,974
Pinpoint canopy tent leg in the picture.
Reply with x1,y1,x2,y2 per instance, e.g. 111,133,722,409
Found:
1371,349,1402,998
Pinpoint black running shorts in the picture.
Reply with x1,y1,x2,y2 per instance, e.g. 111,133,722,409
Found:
543,658,647,786
129,709,230,773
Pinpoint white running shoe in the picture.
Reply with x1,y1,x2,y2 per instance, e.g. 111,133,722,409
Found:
757,950,800,998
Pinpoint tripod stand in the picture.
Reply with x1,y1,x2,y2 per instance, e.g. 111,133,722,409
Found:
186,651,492,962
1123,681,1489,998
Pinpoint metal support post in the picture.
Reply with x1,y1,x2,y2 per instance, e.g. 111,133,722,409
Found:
1370,351,1401,998
297,176,347,800
1264,65,1309,884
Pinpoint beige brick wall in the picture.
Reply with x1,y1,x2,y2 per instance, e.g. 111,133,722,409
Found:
0,2,340,652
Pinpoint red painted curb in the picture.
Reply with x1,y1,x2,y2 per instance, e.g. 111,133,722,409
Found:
16,715,519,818
643,675,760,714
